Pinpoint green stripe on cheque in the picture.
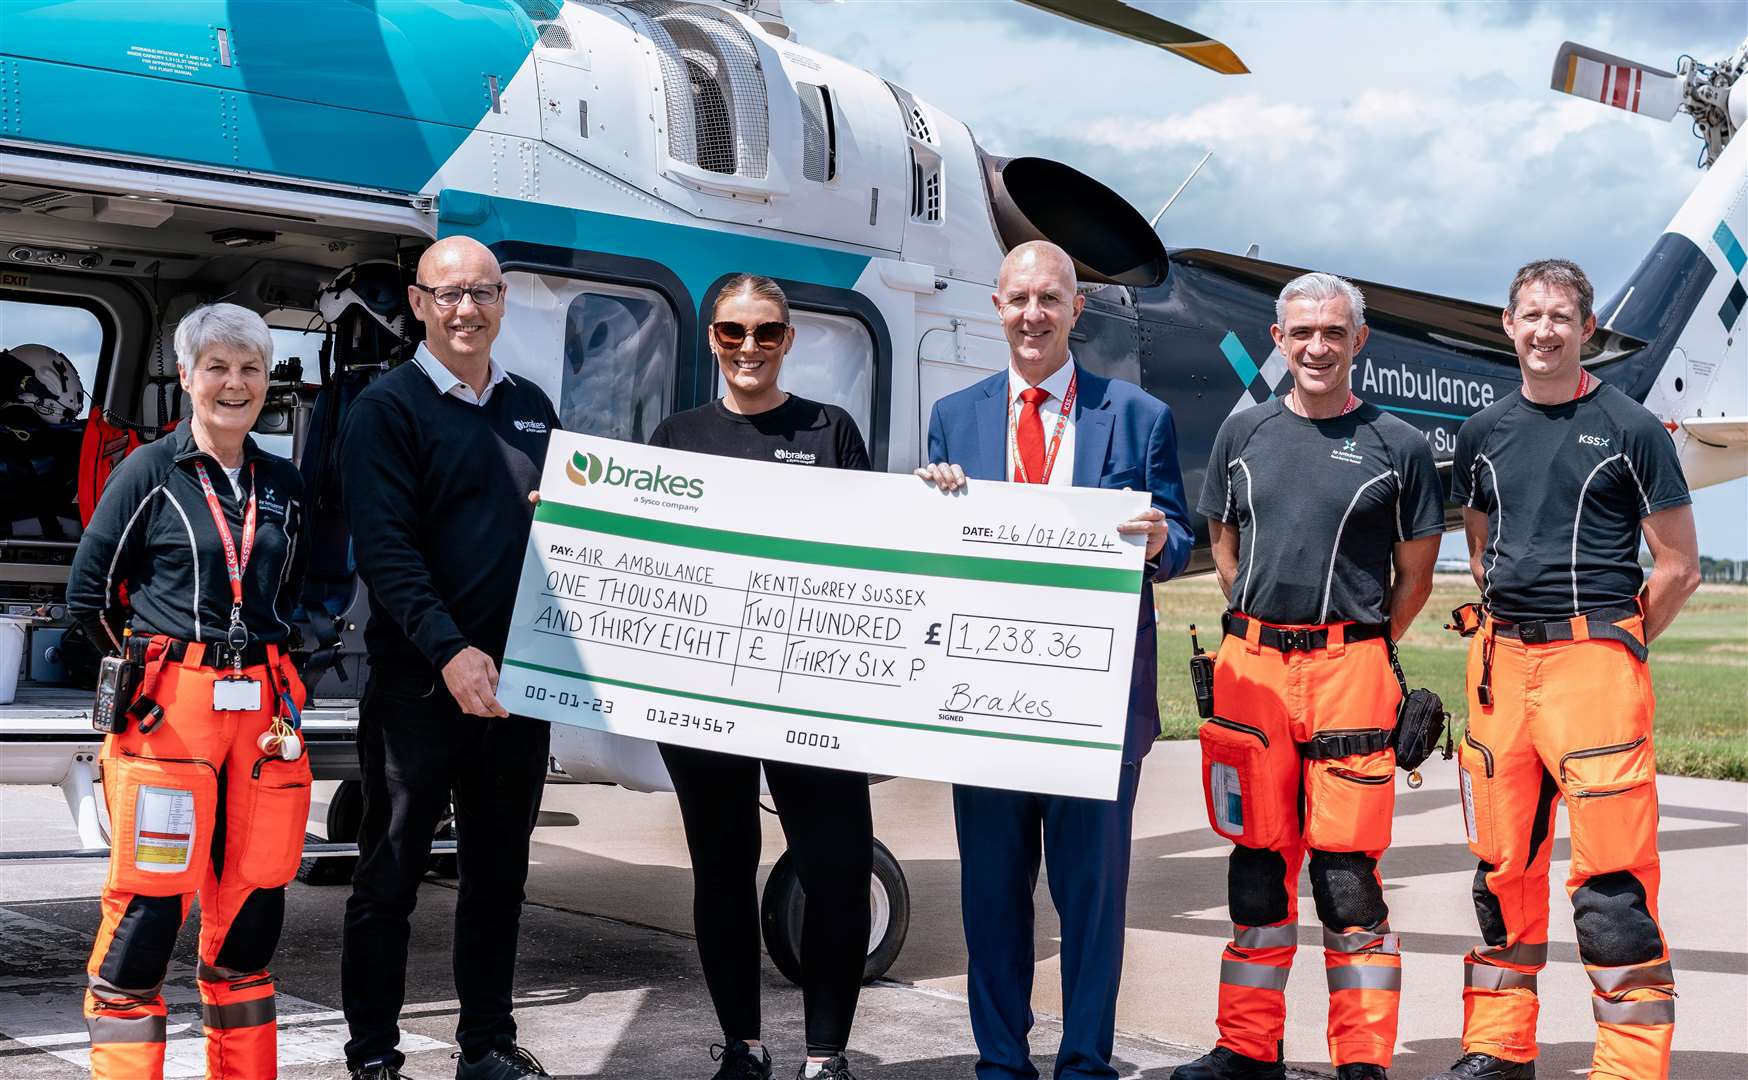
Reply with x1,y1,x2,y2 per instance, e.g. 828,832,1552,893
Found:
533,501,1142,593
502,659,1123,751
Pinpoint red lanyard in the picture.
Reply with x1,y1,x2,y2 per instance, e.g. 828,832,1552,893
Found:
1008,370,1078,485
192,460,256,645
1573,370,1590,400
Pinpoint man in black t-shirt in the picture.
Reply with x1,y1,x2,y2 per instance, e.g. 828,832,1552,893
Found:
1430,260,1699,1080
1176,273,1444,1080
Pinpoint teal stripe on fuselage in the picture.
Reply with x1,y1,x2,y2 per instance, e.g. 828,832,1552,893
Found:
2,1,534,193
439,192,873,304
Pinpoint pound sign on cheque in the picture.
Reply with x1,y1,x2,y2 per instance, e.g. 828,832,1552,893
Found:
925,623,942,646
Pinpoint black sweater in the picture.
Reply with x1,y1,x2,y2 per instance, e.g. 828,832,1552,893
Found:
66,425,305,650
337,361,557,673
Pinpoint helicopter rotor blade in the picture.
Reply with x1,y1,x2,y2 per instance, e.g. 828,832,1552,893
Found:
1017,0,1249,75
1552,41,1685,121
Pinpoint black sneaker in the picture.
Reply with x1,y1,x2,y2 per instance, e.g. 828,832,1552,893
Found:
351,1064,406,1080
796,1056,855,1080
454,1045,552,1080
712,1041,774,1080
1170,1047,1286,1080
1426,1054,1535,1080
1337,1066,1388,1080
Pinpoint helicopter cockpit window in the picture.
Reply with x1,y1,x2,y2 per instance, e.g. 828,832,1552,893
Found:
716,308,873,440
557,281,677,443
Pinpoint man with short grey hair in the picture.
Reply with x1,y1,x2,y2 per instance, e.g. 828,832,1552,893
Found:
1176,272,1442,1080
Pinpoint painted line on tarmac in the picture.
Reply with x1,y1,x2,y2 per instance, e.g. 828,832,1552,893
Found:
0,907,447,1077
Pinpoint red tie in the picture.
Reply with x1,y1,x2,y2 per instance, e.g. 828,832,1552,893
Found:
1016,386,1049,483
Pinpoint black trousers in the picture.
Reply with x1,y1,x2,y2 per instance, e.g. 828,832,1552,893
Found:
660,743,873,1055
340,666,551,1070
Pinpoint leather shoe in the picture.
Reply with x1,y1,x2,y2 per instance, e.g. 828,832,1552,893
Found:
1425,1053,1535,1079
454,1045,551,1079
1170,1046,1286,1080
1336,1066,1388,1080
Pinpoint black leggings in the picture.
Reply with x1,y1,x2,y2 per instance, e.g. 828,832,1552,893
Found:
660,743,873,1055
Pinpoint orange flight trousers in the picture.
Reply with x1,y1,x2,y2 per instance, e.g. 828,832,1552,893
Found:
84,643,311,1080
1197,618,1402,1069
1455,610,1673,1079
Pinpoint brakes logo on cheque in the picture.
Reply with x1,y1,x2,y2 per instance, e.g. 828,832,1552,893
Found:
565,451,706,499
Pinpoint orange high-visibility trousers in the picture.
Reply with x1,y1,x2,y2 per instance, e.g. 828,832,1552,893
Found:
1455,610,1673,1079
85,643,311,1080
1197,618,1402,1069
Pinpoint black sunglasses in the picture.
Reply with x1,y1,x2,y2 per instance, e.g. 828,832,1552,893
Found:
711,320,789,350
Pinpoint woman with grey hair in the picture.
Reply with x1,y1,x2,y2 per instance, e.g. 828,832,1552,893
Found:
65,301,311,1080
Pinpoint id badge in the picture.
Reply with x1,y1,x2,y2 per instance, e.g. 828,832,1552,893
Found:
212,676,262,712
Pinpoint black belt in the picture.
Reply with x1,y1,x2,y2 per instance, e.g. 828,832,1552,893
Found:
1222,613,1388,654
160,638,274,670
1488,604,1641,648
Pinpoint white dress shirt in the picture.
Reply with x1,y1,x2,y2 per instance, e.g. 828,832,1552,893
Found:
412,342,511,406
1004,355,1077,487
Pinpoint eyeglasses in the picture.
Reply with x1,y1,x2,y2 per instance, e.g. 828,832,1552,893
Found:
711,320,789,350
412,282,506,307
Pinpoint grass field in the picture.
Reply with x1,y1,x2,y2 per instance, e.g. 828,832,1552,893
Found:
1152,574,1748,781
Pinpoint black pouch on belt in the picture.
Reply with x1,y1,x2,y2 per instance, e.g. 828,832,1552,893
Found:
1385,633,1452,783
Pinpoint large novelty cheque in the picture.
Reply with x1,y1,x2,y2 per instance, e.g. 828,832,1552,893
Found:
500,432,1150,800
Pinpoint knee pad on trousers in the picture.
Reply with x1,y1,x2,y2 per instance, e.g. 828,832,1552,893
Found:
1309,850,1386,930
98,894,182,992
1472,861,1509,947
1229,845,1290,927
1573,871,1662,968
213,888,285,974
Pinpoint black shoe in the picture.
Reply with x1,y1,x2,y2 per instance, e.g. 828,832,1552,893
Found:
1337,1066,1388,1080
712,1041,774,1080
1169,1046,1286,1080
351,1064,406,1080
795,1055,855,1080
1426,1053,1535,1080
454,1045,551,1080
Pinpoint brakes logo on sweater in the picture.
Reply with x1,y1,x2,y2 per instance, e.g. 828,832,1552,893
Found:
774,448,817,465
565,451,705,499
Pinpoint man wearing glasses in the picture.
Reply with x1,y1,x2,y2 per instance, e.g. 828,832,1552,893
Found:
338,236,559,1080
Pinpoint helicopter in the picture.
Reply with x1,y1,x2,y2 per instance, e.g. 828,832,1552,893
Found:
1,0,1743,986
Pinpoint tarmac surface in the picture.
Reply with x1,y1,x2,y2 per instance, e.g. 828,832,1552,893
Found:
1,741,1743,1079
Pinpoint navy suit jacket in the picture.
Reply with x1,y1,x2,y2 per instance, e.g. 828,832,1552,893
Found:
926,365,1193,762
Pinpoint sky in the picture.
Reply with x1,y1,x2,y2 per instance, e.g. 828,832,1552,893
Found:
783,0,1747,558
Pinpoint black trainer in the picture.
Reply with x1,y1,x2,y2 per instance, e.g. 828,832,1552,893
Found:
1337,1065,1388,1080
796,1055,856,1080
1170,1046,1286,1080
1426,1053,1536,1079
712,1041,774,1080
454,1045,551,1080
351,1063,406,1080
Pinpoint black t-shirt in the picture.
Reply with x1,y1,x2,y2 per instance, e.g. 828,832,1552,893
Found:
649,394,870,470
1451,382,1690,621
1198,400,1445,626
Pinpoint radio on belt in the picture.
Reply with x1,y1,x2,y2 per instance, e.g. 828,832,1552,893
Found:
1188,624,1215,719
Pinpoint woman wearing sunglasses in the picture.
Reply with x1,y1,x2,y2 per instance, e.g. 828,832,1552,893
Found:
648,274,872,1080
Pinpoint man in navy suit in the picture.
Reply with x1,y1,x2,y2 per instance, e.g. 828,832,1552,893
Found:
916,241,1193,1080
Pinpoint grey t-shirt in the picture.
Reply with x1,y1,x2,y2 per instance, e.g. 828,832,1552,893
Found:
1451,382,1690,622
1198,400,1445,625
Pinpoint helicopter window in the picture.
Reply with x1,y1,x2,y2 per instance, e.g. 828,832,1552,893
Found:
556,281,677,443
1,299,104,543
716,308,872,439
